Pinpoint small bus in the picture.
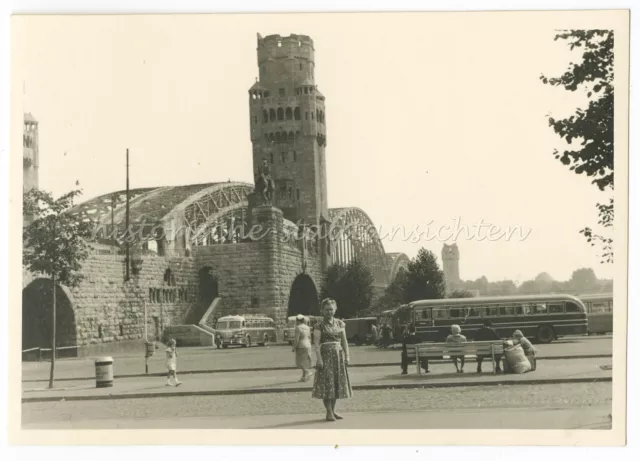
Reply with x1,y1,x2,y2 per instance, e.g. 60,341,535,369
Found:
215,314,276,348
400,294,588,344
283,315,322,345
580,293,613,335
343,317,378,345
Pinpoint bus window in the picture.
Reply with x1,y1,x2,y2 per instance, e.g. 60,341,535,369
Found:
565,302,581,313
499,305,514,316
433,308,448,319
449,308,461,318
592,302,608,313
549,303,564,314
242,321,246,328
515,304,531,315
419,309,431,319
533,303,548,314
483,306,499,317
465,307,481,317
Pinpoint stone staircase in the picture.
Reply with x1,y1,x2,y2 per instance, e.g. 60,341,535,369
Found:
164,297,221,347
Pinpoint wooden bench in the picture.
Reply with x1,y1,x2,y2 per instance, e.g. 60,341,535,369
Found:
407,341,505,375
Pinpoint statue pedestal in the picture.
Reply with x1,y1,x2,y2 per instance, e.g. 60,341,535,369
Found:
250,205,284,243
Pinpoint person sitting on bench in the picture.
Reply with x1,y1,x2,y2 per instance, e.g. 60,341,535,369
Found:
474,319,502,373
401,324,429,374
446,324,467,373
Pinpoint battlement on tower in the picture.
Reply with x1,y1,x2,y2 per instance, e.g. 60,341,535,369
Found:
257,33,315,65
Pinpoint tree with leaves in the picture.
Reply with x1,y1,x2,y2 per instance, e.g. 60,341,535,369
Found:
23,189,93,388
375,267,409,311
449,289,475,299
321,259,374,319
569,267,599,293
404,248,446,302
541,30,614,263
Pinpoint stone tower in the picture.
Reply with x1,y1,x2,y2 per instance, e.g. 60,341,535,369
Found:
442,243,461,292
23,113,39,193
248,33,328,227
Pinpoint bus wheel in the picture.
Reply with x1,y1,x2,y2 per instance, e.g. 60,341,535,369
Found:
537,325,555,344
353,336,361,346
243,336,252,348
262,334,269,347
222,344,228,349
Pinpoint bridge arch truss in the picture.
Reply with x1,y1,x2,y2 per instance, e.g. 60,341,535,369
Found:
329,207,390,286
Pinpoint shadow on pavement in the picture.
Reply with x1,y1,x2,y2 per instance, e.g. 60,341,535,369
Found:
252,417,331,429
374,371,502,382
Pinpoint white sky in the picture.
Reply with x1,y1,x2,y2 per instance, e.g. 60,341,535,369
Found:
13,13,617,283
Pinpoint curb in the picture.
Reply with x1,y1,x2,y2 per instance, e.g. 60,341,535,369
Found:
22,354,612,383
21,376,612,403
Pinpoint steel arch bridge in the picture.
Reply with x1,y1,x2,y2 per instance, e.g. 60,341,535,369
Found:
70,183,408,287
68,182,256,249
328,207,391,287
386,252,410,282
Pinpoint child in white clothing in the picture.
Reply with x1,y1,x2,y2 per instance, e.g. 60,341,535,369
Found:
165,338,182,387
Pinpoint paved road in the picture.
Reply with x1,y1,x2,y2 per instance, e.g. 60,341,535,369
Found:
22,357,612,400
22,336,612,382
22,382,612,429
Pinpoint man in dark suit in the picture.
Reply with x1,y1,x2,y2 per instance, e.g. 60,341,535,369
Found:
474,319,502,373
401,324,429,374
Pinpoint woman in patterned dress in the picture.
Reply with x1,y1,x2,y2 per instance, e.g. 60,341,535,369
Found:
312,298,353,421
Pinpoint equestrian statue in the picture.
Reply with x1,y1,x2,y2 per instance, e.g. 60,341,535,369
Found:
255,158,275,205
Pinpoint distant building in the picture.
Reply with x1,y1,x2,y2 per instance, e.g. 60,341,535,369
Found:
23,113,39,225
442,243,461,293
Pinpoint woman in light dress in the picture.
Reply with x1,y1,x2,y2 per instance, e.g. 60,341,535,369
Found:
292,314,314,381
312,298,353,421
165,338,182,387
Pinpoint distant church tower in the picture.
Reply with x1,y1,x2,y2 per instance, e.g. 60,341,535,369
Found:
23,112,39,193
442,243,461,292
248,33,328,227
23,113,39,226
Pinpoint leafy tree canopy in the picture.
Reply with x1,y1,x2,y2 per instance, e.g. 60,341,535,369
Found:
541,29,614,263
23,189,93,288
321,259,374,318
448,289,475,299
404,248,446,302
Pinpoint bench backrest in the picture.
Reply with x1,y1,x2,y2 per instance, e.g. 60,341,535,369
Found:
407,341,504,358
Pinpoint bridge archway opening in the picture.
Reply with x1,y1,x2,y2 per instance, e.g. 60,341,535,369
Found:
22,278,77,353
198,266,218,304
186,266,219,324
287,274,319,317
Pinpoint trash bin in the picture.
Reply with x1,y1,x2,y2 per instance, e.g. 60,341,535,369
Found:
145,341,155,357
95,357,114,388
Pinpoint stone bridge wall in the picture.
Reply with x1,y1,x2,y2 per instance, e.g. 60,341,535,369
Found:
22,254,199,349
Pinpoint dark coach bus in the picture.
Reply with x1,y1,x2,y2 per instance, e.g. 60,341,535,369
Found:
396,294,588,344
580,293,613,334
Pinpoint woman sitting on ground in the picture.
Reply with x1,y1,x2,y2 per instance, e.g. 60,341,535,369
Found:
512,330,535,354
446,324,467,373
511,329,537,371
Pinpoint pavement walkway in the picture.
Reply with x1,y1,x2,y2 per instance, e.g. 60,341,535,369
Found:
22,356,612,402
21,336,612,382
21,405,613,430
